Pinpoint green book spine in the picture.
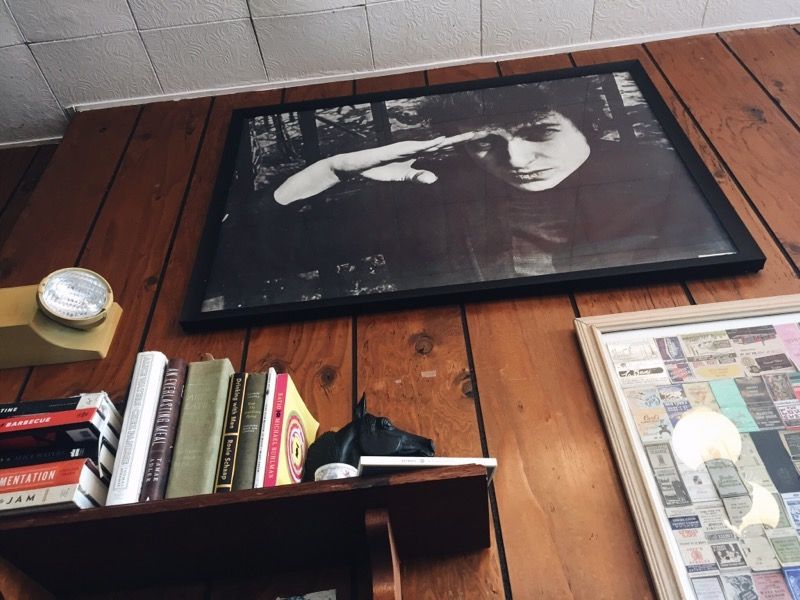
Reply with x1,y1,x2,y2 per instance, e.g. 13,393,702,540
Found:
164,358,234,499
214,372,248,493
231,372,267,491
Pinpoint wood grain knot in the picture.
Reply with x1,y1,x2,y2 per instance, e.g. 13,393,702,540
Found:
185,121,197,136
144,275,158,288
318,365,337,387
269,359,287,373
413,333,434,355
138,132,153,141
774,79,784,92
453,371,473,398
746,106,767,123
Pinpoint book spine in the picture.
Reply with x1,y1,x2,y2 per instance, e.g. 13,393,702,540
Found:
139,358,187,502
214,372,248,493
0,408,101,434
0,465,107,514
0,396,83,418
253,368,276,489
0,459,87,493
164,359,235,499
263,374,288,488
0,446,93,469
232,372,267,491
106,351,168,506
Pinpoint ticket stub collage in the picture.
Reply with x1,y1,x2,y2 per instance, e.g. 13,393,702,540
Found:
605,317,800,600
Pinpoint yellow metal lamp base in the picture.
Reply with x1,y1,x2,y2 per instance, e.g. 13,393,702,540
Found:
0,285,122,369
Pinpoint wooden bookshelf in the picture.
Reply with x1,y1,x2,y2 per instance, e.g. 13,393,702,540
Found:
0,465,490,595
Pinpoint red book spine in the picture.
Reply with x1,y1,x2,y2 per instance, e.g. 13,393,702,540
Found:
0,409,99,434
263,375,288,487
0,458,87,493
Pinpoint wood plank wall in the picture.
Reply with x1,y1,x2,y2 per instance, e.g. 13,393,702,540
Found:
1,25,799,599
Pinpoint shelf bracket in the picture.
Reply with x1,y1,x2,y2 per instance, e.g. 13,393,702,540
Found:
365,508,402,600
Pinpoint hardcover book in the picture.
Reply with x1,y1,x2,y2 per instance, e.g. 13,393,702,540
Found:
165,358,235,499
214,371,248,493
261,373,319,487
232,372,266,491
253,368,277,488
140,358,187,502
0,458,108,516
107,351,168,506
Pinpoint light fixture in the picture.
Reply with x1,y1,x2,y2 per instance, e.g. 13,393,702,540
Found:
0,268,122,369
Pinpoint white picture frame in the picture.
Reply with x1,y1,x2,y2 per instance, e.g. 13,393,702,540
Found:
575,294,800,599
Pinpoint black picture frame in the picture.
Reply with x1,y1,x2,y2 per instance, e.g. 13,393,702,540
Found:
181,60,764,331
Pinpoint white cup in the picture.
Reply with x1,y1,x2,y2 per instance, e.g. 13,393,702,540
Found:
314,462,358,481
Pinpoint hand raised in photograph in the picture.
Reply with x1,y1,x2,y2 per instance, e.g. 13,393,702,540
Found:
273,110,590,205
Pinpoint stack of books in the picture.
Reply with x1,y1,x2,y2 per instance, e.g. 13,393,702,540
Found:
0,351,320,516
105,351,320,506
0,392,121,515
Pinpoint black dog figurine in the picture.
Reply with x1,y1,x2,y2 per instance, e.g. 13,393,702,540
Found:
303,394,435,481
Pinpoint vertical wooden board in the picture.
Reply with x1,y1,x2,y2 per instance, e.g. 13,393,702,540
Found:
246,319,353,434
357,307,504,599
138,93,281,366
499,54,572,75
356,72,426,95
721,26,800,127
285,81,353,103
0,107,139,286
427,62,500,85
465,296,654,598
0,146,36,212
573,43,800,302
0,108,138,404
0,145,57,247
647,35,800,270
22,99,211,402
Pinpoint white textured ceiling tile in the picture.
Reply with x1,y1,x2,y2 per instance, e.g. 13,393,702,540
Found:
31,32,161,106
249,0,364,18
0,1,22,47
253,8,372,80
0,44,67,143
368,0,480,69
6,0,135,42
593,0,705,39
482,0,594,55
142,20,266,93
703,0,800,26
128,0,249,29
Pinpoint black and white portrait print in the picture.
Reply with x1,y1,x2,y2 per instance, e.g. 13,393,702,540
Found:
199,71,736,313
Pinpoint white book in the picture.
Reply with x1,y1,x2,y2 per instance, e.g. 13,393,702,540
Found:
253,368,277,489
106,351,167,506
357,456,498,482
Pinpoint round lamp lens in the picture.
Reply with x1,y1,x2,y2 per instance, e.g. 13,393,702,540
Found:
37,269,112,329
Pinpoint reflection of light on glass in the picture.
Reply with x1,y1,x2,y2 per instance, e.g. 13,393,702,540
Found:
671,407,741,469
724,482,780,536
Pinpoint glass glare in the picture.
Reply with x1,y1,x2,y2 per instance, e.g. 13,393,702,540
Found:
40,271,109,320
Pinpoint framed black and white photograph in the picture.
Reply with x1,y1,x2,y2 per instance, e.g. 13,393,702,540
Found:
182,61,764,330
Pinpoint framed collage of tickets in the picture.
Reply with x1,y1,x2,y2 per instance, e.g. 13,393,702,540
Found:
576,294,800,599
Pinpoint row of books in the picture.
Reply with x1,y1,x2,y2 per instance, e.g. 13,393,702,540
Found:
0,351,319,515
107,351,320,505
